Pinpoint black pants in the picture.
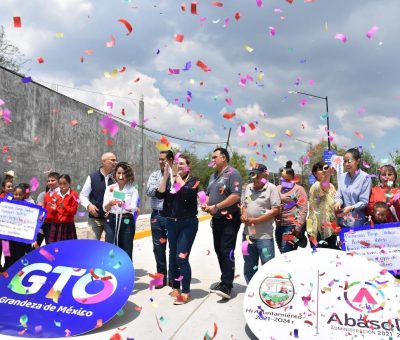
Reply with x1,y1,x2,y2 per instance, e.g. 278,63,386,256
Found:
4,240,26,271
211,213,241,289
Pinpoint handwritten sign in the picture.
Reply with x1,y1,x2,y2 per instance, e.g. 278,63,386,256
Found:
340,222,400,272
0,199,46,243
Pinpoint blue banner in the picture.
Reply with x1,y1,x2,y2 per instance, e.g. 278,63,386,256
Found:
0,198,47,243
339,222,400,276
323,150,336,166
0,240,135,337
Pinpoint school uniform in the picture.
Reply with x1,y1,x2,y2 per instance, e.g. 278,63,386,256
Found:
41,188,60,244
47,189,78,243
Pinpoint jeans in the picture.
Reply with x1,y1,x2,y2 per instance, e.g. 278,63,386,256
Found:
150,212,170,283
87,217,106,240
275,225,298,254
166,217,198,294
211,213,241,289
243,234,275,284
105,214,135,260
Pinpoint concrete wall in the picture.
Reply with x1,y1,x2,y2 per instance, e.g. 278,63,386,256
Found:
0,66,158,215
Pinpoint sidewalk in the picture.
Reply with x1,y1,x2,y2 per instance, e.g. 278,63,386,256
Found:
37,217,257,340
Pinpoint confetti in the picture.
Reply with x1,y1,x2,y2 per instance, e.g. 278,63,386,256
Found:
244,45,254,53
39,248,55,261
256,0,263,8
99,115,119,137
212,2,223,7
197,191,207,204
268,26,276,36
13,17,22,28
117,18,133,35
55,32,64,38
175,34,184,42
37,57,44,64
191,2,198,14
175,275,184,281
242,241,249,256
354,131,364,139
105,35,116,48
22,76,33,84
334,33,347,43
223,113,236,119
196,60,211,72
366,25,379,39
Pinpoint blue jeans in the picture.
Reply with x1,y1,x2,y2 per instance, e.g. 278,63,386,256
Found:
105,214,135,260
166,217,198,294
243,234,275,284
275,225,297,254
150,212,170,283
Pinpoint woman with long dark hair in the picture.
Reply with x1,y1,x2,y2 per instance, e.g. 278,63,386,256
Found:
103,162,139,260
156,154,199,305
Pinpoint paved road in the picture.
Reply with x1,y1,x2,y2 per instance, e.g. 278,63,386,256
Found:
3,217,258,340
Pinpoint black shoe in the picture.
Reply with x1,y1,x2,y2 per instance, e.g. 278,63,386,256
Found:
210,282,223,293
215,285,231,299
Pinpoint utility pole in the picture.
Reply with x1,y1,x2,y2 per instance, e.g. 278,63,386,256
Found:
139,95,144,200
226,128,231,149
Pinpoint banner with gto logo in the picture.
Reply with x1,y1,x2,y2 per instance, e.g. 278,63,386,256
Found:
0,240,134,337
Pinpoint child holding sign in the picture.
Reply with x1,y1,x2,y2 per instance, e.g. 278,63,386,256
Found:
47,174,78,243
3,186,28,270
103,162,139,260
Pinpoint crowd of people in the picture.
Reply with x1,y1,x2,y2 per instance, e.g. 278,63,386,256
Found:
0,147,399,306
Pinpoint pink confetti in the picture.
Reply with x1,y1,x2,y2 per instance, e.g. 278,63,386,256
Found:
260,178,268,184
197,191,207,204
223,18,230,27
299,98,308,107
268,26,276,36
105,35,116,48
225,98,232,106
242,241,249,256
366,25,379,39
175,275,184,281
238,125,246,136
362,161,370,168
30,177,40,192
208,161,215,167
99,115,119,137
39,248,55,261
0,99,5,106
130,120,137,128
354,131,364,139
256,0,263,7
2,240,10,256
334,33,347,43
301,294,311,307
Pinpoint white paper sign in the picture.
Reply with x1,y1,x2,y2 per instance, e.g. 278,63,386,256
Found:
0,200,40,242
341,223,400,271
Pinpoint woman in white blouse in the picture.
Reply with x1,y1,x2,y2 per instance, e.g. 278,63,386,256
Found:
103,162,139,259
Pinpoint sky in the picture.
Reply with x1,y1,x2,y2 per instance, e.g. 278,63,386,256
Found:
1,0,399,173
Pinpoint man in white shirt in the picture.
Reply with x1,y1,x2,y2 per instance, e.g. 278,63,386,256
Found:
79,153,117,240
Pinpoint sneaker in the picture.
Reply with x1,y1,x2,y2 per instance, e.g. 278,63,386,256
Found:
173,293,192,305
215,285,231,299
210,282,223,293
169,289,180,298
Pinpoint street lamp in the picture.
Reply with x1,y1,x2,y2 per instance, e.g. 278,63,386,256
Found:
288,90,331,150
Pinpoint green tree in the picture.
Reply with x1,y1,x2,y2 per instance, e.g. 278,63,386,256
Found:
0,25,24,72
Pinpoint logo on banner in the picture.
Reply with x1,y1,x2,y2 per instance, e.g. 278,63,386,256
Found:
259,274,294,309
344,281,385,313
0,240,134,338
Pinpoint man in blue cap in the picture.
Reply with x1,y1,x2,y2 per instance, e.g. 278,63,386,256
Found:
241,163,281,284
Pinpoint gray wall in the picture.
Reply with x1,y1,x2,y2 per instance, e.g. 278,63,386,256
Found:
0,66,158,215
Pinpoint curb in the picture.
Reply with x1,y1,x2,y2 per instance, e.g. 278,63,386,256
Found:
134,214,212,240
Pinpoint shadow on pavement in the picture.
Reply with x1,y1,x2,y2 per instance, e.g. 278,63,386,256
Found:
245,324,258,339
86,301,140,335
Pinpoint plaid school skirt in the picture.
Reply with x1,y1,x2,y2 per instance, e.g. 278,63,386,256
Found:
47,222,77,243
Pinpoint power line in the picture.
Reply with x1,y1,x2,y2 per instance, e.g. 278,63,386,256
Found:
33,78,226,145
35,79,140,102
